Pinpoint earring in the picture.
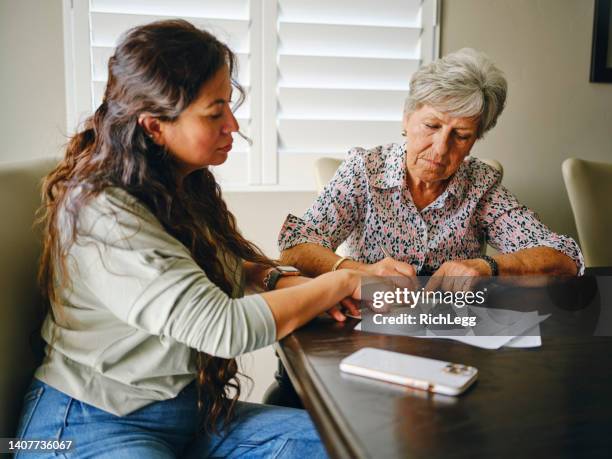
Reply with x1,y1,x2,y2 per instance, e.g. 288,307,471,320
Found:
401,130,407,137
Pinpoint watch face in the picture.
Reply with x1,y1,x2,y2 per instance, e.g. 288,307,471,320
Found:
276,265,300,273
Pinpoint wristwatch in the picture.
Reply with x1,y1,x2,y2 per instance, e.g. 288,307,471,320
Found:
263,265,301,291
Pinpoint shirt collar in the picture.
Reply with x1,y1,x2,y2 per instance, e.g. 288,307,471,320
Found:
370,143,469,201
370,144,472,210
369,143,406,189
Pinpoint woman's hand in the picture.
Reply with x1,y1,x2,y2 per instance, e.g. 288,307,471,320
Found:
326,269,362,322
362,257,417,277
357,257,419,292
327,297,361,322
425,258,491,292
263,268,365,340
276,273,361,322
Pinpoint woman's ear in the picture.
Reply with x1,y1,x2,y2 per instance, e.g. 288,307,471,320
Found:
138,114,164,145
401,112,412,136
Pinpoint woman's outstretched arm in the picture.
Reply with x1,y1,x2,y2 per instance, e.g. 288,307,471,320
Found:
71,189,362,359
261,270,361,340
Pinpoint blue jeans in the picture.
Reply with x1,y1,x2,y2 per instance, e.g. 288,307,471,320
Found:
16,379,328,458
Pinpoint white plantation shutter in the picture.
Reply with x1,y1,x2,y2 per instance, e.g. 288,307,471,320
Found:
63,0,439,190
66,0,255,185
275,0,438,188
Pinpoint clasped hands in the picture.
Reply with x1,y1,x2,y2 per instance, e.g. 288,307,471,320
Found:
333,256,493,321
276,256,492,322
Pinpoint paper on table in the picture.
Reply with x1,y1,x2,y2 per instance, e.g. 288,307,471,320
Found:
352,307,548,350
504,324,542,348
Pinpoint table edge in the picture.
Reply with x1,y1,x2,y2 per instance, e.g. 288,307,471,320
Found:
276,336,369,459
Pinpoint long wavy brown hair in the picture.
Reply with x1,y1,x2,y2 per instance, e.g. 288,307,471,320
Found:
37,19,274,433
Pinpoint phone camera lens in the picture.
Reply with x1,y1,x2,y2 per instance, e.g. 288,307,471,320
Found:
444,363,471,375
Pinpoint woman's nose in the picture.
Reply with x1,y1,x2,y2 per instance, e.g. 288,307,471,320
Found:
433,129,452,156
221,108,239,134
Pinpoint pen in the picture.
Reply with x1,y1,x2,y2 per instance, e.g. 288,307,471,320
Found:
380,244,392,259
380,243,428,308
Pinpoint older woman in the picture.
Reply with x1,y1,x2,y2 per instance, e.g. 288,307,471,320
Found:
278,48,583,288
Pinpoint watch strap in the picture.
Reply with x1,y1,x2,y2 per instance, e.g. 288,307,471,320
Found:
263,267,301,291
264,269,283,291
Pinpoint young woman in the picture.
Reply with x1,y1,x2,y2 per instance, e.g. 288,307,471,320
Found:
16,20,361,458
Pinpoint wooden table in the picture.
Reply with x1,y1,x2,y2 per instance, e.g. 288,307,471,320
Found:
277,270,612,459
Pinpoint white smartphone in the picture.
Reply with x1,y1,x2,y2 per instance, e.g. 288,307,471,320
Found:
339,347,478,396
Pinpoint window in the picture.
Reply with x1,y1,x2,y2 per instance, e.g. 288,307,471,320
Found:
63,0,439,190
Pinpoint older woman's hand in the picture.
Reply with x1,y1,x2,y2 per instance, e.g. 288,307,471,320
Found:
361,257,420,291
362,257,417,277
425,258,491,292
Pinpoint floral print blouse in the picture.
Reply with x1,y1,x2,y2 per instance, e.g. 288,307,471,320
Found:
278,143,584,275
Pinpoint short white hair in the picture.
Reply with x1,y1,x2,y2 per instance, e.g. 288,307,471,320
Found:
404,48,507,138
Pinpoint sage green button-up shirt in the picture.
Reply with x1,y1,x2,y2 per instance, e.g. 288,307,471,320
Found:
35,187,276,416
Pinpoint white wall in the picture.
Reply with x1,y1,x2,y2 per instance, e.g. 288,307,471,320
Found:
0,0,66,163
440,0,612,239
226,191,316,402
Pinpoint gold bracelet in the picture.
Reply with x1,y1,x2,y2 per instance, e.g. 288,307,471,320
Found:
332,256,352,271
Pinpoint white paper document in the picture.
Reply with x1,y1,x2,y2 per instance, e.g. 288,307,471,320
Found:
353,306,548,350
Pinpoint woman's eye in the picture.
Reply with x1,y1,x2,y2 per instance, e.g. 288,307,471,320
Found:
456,134,471,141
424,123,438,129
210,113,223,120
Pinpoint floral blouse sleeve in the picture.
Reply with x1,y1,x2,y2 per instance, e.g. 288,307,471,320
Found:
477,174,585,275
278,149,367,252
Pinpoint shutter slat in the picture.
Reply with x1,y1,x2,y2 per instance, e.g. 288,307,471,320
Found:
278,0,421,27
279,55,418,90
279,23,420,59
91,47,250,86
279,87,407,121
91,0,249,20
279,119,403,152
90,12,249,52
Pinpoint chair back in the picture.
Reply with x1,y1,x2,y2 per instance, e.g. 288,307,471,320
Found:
314,158,343,194
0,158,56,436
562,158,612,267
480,158,503,177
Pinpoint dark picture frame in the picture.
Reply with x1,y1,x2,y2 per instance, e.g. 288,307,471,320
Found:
590,0,612,82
